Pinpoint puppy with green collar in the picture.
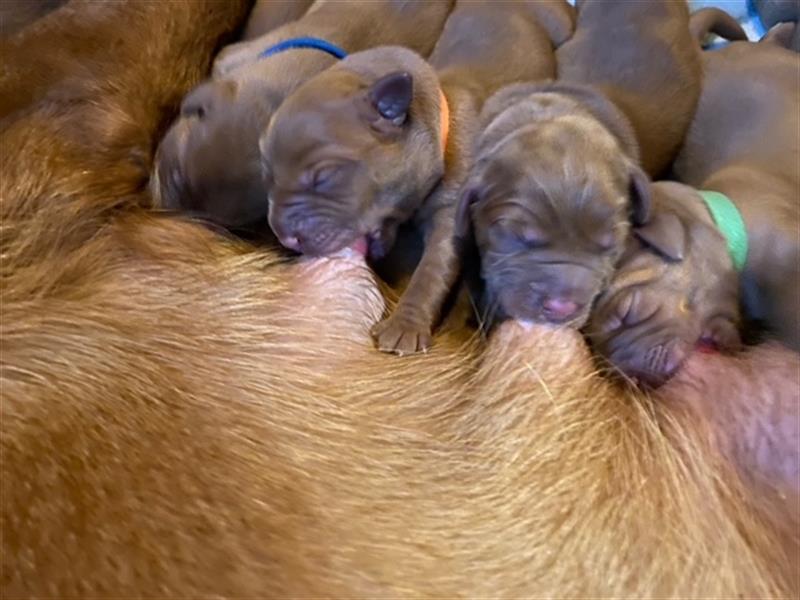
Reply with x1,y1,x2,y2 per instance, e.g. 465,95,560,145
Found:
588,39,799,386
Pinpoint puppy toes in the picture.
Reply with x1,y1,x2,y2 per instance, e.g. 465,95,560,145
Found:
371,313,433,356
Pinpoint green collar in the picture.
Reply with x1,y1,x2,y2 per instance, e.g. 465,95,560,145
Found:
698,190,748,271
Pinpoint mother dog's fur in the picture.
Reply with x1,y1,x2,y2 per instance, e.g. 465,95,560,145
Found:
1,1,798,596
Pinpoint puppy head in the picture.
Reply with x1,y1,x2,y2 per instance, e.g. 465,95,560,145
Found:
260,47,444,258
152,78,278,228
587,181,742,387
457,99,650,328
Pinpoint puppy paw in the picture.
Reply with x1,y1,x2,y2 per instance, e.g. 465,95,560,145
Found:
371,313,432,356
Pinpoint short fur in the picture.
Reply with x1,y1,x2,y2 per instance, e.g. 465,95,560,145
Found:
151,0,454,230
557,1,709,177
456,81,651,328
261,0,575,353
588,37,799,385
2,1,799,596
586,181,742,387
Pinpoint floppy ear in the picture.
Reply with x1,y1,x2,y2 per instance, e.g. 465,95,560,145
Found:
365,71,413,131
633,210,686,262
628,163,652,226
455,180,483,240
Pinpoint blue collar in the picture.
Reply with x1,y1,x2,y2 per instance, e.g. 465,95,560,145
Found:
258,37,348,61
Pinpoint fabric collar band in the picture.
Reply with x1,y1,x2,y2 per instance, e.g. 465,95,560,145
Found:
698,190,748,271
439,89,450,157
258,37,348,61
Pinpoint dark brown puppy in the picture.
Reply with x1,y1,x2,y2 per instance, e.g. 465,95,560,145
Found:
557,0,709,177
241,0,315,42
454,4,744,329
151,0,454,230
261,0,575,353
588,40,800,386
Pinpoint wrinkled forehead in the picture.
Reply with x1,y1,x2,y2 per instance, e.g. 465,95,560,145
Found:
266,73,367,164
477,121,630,220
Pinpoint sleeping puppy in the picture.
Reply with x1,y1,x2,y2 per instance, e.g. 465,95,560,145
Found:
586,182,742,387
455,82,649,328
151,0,454,230
558,1,723,178
588,39,799,386
454,4,744,329
261,0,574,353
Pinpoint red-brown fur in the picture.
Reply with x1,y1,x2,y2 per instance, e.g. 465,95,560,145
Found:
1,1,798,596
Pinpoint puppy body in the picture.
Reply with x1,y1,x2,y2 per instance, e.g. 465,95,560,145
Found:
151,0,454,229
675,41,800,351
262,0,574,353
457,4,745,329
557,0,705,177
2,1,799,593
239,0,315,42
588,40,800,385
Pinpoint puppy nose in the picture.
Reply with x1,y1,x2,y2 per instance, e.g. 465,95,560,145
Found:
279,235,301,252
542,297,580,320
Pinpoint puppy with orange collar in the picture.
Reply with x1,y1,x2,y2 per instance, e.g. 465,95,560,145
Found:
261,0,574,354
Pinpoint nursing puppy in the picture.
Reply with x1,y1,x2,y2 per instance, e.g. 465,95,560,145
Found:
151,0,453,230
261,0,574,353
588,40,800,385
455,4,743,329
3,1,799,593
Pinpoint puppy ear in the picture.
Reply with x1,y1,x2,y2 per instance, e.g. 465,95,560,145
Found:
366,71,413,130
455,179,483,239
633,210,686,262
628,163,652,226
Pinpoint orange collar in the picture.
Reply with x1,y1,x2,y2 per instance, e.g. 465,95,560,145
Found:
439,88,450,157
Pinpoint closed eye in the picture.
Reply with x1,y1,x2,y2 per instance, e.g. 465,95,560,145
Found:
488,219,548,253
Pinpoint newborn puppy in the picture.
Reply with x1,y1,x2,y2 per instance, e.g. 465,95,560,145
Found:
262,0,574,353
588,40,800,385
557,2,737,177
674,40,799,351
151,0,453,230
587,182,742,387
456,82,650,328
455,3,744,329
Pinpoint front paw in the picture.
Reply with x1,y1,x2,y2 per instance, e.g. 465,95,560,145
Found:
699,316,742,353
371,312,432,356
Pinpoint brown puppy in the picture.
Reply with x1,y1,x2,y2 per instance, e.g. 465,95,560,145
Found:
557,0,706,177
588,40,800,385
454,4,744,329
586,181,743,387
456,81,650,328
3,2,800,592
241,0,315,42
151,0,454,230
261,0,574,353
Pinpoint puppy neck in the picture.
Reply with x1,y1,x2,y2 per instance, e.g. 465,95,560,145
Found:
697,190,748,272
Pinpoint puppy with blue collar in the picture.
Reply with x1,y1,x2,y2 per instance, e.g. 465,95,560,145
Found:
151,0,454,231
